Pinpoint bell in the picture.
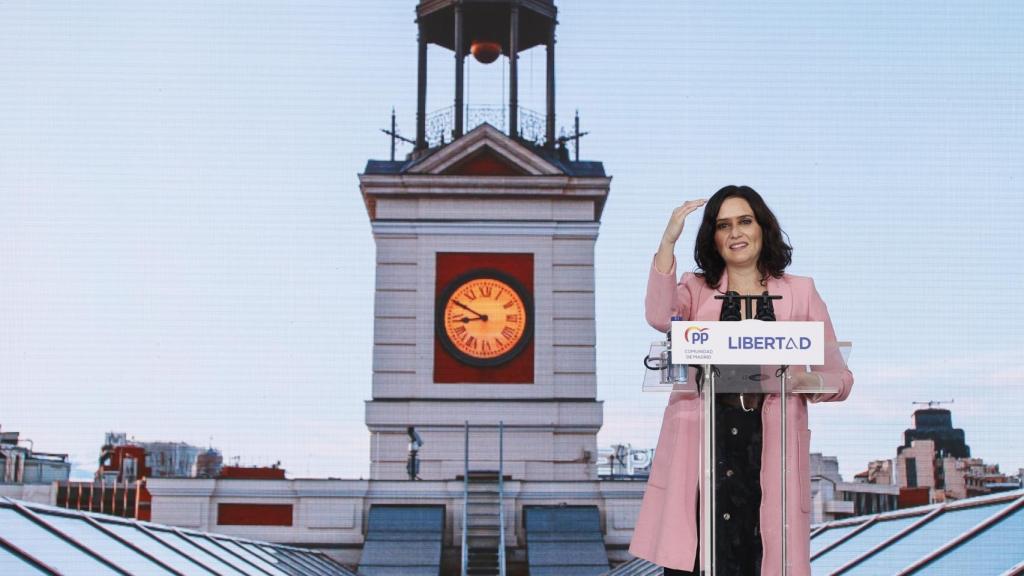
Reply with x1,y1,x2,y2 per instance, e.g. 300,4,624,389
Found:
470,40,502,64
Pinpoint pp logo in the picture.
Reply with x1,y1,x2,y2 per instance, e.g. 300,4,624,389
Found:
684,326,709,345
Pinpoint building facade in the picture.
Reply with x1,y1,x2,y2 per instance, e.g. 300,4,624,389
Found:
809,453,899,525
0,427,70,485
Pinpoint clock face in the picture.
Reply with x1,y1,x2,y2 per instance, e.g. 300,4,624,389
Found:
436,270,533,367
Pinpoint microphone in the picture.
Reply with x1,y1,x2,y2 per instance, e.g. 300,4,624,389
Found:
720,291,742,321
755,291,777,321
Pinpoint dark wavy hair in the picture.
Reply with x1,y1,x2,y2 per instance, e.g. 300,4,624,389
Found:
694,185,792,290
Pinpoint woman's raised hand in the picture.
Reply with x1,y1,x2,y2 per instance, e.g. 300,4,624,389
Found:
654,198,706,274
661,199,707,246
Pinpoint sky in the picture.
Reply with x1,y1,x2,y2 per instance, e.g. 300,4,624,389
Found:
1,1,1022,482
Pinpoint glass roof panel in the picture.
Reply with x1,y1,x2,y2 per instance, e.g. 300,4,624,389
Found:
811,514,920,575
901,503,1024,575
319,550,361,575
215,539,292,576
238,542,286,564
270,545,335,575
811,522,867,556
146,528,246,575
42,514,174,576
101,521,213,576
0,507,120,576
272,547,331,575
304,551,348,575
238,542,305,575
0,545,47,575
1,501,350,576
178,532,262,575
846,502,1007,574
286,545,337,573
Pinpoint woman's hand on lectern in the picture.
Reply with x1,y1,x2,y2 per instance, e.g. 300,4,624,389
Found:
655,199,706,274
790,370,826,391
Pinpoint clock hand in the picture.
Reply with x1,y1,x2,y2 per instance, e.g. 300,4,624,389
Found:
459,317,485,323
453,300,488,321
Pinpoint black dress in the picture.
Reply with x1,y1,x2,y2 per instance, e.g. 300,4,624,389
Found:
664,292,771,576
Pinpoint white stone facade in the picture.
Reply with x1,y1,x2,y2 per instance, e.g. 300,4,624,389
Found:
359,124,612,482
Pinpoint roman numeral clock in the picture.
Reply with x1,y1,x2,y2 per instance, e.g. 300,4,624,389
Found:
432,252,535,383
437,269,532,367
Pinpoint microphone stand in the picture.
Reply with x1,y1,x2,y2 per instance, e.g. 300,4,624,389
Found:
714,291,783,321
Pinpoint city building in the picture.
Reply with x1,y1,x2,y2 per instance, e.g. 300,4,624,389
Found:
0,425,72,506
597,444,653,480
195,447,225,478
54,432,226,521
900,404,969,458
809,453,899,525
0,426,71,485
808,403,1022,527
897,441,1020,503
840,404,1023,515
856,458,896,485
893,405,1020,504
99,431,214,481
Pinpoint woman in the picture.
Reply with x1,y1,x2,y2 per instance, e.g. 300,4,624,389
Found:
628,186,853,576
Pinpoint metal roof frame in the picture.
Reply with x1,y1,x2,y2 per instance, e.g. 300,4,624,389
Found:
0,497,357,576
6,498,133,575
0,532,62,575
810,489,1024,575
831,506,945,574
606,489,1024,576
895,493,1024,575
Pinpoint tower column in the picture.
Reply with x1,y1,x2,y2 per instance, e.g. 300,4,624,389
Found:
416,19,428,150
454,4,465,139
509,4,520,139
546,23,556,149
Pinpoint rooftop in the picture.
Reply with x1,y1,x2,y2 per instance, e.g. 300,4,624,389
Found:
0,497,356,575
605,489,1024,575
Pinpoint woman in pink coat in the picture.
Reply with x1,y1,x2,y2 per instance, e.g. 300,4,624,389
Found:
628,186,853,575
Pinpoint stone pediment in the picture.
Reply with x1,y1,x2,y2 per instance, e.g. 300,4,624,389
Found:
406,123,563,177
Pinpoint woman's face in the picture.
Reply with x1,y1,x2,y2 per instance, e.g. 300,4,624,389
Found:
714,196,763,269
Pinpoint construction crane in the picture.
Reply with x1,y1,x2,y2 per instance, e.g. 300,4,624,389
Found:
912,400,954,409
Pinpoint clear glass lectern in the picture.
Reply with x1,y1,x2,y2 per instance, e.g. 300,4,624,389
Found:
642,323,849,575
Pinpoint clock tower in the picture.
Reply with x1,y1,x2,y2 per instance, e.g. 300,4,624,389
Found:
360,0,611,482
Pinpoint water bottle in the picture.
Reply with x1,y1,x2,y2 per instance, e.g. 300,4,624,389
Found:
663,316,686,385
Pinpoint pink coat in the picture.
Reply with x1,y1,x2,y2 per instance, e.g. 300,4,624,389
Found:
628,258,854,575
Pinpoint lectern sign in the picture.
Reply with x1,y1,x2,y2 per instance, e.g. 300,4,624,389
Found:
671,321,825,365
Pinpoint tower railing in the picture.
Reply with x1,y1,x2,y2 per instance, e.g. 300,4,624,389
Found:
426,105,547,148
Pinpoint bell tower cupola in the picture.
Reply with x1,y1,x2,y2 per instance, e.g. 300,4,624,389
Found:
414,0,559,151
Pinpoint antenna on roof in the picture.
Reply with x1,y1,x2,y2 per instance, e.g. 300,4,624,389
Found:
555,110,588,162
381,108,414,161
